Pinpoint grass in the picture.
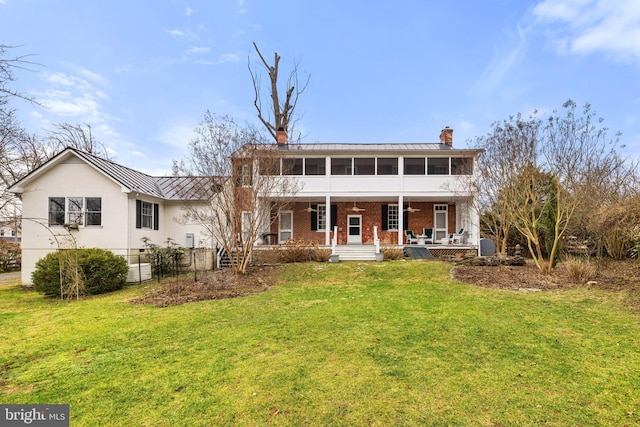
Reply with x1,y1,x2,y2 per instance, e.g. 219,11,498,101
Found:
1,261,640,426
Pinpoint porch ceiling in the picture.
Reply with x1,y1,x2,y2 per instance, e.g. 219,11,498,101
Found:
287,196,470,203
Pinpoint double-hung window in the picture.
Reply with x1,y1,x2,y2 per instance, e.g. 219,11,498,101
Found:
136,200,159,230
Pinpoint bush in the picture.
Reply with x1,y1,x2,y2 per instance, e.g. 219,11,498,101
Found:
32,248,129,297
565,259,596,283
382,247,405,260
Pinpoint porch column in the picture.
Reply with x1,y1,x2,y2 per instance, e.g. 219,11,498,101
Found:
325,194,331,246
398,194,404,245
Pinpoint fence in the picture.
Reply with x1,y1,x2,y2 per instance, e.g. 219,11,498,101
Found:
121,248,219,283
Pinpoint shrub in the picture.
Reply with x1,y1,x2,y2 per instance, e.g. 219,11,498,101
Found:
565,259,596,283
279,240,315,263
32,248,128,297
141,237,185,276
381,247,405,260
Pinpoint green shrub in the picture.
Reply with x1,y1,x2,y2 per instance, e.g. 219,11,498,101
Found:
32,248,128,297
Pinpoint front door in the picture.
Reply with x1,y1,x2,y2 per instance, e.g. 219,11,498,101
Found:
434,204,448,243
278,211,293,243
347,215,362,244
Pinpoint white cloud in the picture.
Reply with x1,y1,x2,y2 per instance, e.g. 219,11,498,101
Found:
185,7,194,16
166,29,184,37
474,24,529,94
533,0,640,64
154,118,197,149
187,46,210,55
237,0,248,14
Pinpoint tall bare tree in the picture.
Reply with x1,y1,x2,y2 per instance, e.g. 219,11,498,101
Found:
249,42,310,142
0,45,42,220
173,112,301,274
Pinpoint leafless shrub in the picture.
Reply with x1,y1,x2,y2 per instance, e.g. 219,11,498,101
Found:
382,247,405,260
565,259,596,283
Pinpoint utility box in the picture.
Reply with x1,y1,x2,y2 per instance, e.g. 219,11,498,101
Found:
185,233,195,248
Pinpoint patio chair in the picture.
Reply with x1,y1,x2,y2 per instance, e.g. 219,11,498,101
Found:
405,230,418,244
451,228,466,244
422,228,434,244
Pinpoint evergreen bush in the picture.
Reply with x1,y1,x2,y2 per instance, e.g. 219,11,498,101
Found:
32,248,128,297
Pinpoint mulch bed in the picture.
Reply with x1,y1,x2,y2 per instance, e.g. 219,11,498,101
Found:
452,259,640,308
131,266,277,307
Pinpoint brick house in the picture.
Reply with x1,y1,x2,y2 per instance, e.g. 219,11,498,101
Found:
243,127,483,257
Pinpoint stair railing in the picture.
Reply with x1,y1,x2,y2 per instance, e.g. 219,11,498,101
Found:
331,225,338,255
373,225,380,254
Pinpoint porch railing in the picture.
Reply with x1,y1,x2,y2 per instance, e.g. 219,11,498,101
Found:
373,225,380,254
331,225,338,255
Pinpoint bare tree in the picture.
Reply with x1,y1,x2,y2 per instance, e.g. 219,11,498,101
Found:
470,112,539,254
249,42,310,142
0,45,43,219
172,112,301,274
472,100,637,274
47,122,114,159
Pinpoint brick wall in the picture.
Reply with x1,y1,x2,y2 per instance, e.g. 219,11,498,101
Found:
267,201,457,245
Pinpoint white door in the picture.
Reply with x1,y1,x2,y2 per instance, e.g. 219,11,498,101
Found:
434,205,448,243
278,211,293,243
347,215,362,244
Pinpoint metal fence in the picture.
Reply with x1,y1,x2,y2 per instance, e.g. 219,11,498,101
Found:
121,248,219,283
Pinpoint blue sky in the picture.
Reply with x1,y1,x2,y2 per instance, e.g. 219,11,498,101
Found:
2,0,639,174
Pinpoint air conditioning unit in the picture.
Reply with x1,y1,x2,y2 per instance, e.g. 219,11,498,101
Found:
126,263,152,283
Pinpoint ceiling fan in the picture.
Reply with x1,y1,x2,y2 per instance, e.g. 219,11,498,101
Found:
301,203,317,213
404,202,421,212
349,202,365,212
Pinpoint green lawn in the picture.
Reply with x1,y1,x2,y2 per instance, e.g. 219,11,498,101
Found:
1,261,639,426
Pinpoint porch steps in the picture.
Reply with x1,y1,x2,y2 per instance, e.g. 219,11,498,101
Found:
334,244,377,261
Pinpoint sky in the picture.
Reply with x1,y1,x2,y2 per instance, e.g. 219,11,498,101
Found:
1,0,640,175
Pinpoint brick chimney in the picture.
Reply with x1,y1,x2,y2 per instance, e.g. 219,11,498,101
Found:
439,126,453,147
276,127,288,145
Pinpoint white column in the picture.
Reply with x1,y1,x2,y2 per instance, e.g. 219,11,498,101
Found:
325,194,331,246
398,194,404,245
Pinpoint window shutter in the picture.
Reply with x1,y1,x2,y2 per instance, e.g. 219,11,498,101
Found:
135,200,142,229
153,203,159,230
331,204,338,229
310,204,318,231
381,204,389,231
403,204,409,230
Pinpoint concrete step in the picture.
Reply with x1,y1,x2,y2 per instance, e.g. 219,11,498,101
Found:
334,245,377,261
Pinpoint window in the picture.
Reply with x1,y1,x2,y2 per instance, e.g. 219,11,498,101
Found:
136,200,159,230
48,197,102,227
305,158,325,175
283,158,303,175
241,211,251,243
0,230,3,237
279,211,293,243
316,204,327,231
141,201,153,229
383,204,399,231
331,158,352,175
67,197,83,224
49,197,65,226
259,157,280,175
404,158,425,175
354,158,375,175
427,158,449,175
85,198,102,226
235,163,253,186
451,157,473,175
377,158,398,175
